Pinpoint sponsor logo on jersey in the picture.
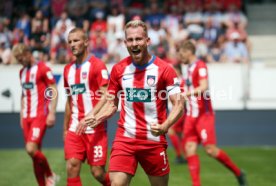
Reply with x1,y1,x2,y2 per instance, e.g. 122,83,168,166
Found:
126,88,151,102
71,83,86,95
22,82,34,90
147,75,156,86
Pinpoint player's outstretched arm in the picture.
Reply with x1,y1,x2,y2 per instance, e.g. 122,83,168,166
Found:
151,93,184,136
183,79,208,98
85,94,118,128
46,83,58,127
20,94,24,129
63,97,71,139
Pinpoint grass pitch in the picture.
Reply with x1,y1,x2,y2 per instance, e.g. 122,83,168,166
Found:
0,147,275,186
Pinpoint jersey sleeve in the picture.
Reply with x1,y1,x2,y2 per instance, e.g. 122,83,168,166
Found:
197,62,208,80
92,60,109,87
63,66,69,88
41,63,55,85
163,65,181,95
107,65,121,96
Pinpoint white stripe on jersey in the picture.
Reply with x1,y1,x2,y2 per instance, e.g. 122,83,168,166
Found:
21,68,28,118
144,63,160,142
67,65,79,132
80,62,94,133
30,65,38,118
121,64,136,138
186,63,199,117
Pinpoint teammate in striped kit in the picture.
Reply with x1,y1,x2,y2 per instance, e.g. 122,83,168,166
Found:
12,44,59,186
63,28,110,186
179,41,248,186
85,20,184,186
168,64,186,164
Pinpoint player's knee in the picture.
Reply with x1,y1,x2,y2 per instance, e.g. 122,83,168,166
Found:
67,159,81,175
204,145,217,157
91,166,105,182
25,143,37,157
185,142,197,156
111,178,126,186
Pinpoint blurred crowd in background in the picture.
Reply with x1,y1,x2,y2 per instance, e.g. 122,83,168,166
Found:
0,0,250,65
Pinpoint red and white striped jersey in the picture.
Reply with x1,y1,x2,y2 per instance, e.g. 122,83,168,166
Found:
183,60,214,117
19,62,55,119
108,55,181,145
63,56,109,133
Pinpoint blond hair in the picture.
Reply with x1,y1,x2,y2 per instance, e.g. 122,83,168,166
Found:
179,40,196,54
12,43,30,56
68,27,88,40
125,20,148,37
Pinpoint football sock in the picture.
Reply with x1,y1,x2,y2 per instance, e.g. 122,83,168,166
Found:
67,177,82,186
169,133,182,157
32,152,46,186
34,150,52,177
216,150,241,177
187,155,201,186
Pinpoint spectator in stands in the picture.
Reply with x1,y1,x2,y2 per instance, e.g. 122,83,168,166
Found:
31,10,49,34
67,0,88,27
148,20,166,53
145,2,165,26
107,4,125,34
202,1,223,29
32,0,50,17
203,17,221,47
90,10,107,33
207,42,224,63
107,31,128,63
184,3,204,40
222,31,249,63
164,5,181,41
0,38,12,65
223,3,247,29
50,0,68,27
12,28,29,45
15,12,31,39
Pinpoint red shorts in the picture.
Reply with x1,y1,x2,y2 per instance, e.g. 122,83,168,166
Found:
183,113,216,146
109,141,170,176
22,116,47,146
64,131,108,166
171,114,185,133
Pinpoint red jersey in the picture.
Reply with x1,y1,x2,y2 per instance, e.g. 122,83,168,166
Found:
19,62,55,118
108,55,181,145
63,56,109,133
183,60,213,117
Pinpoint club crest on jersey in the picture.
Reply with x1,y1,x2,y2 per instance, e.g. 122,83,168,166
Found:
147,75,156,86
82,72,87,79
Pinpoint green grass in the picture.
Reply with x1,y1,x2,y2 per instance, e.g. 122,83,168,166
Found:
0,147,276,186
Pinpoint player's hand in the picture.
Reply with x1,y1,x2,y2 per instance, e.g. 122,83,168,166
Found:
46,112,56,128
84,115,97,128
150,123,167,137
76,118,87,135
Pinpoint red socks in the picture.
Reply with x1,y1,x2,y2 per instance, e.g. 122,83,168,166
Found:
187,155,201,186
169,133,182,157
216,150,241,176
32,151,52,186
67,177,82,186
